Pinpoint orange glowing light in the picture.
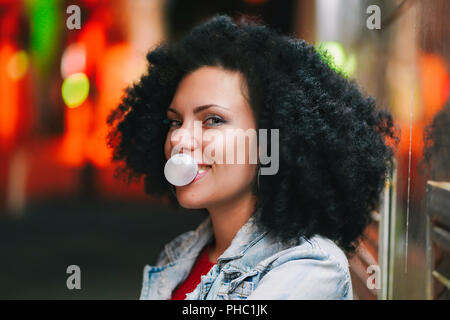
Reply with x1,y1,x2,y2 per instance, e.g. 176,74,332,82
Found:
85,43,131,168
0,43,19,150
57,99,93,167
77,21,106,75
419,53,449,123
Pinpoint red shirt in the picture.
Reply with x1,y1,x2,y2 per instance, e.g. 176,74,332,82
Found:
170,244,215,300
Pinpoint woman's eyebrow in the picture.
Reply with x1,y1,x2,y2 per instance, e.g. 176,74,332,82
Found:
167,104,229,115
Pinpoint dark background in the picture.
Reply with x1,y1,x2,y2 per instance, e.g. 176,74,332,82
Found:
0,197,206,299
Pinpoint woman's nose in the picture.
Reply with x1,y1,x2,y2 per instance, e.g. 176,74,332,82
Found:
169,121,201,155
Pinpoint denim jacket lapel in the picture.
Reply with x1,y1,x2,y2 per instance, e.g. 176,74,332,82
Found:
140,206,266,300
140,216,213,299
185,207,268,300
216,207,266,267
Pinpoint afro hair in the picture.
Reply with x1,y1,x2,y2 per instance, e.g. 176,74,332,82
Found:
107,14,400,253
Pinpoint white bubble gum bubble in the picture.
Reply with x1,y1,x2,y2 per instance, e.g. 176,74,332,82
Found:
164,153,198,186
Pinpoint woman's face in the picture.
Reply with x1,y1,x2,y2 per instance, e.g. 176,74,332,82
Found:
164,66,258,209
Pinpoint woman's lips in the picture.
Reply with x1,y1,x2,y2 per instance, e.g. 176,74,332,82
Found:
189,164,212,184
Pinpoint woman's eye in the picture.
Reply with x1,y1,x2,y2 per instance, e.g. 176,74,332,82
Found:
166,119,181,127
204,116,225,127
165,116,225,128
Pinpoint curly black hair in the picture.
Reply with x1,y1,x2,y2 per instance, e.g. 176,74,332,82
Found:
106,14,399,253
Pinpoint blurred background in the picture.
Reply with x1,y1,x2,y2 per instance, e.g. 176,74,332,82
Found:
0,0,449,299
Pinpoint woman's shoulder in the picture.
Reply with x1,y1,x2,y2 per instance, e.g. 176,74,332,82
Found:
298,234,350,273
245,234,353,299
247,232,350,273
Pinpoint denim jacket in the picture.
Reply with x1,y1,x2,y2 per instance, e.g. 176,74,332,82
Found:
139,208,353,300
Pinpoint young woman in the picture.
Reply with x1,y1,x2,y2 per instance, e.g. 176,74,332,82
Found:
107,14,398,300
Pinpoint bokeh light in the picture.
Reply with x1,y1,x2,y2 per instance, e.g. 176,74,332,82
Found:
61,43,86,78
61,73,90,108
7,50,29,80
316,41,357,77
27,0,61,75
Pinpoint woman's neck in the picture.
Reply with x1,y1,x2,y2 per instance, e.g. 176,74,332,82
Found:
206,191,258,264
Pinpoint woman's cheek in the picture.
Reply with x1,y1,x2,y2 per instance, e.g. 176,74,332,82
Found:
203,131,226,164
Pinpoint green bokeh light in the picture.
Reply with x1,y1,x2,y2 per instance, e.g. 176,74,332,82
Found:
343,53,357,77
315,41,357,78
62,73,90,108
27,0,61,75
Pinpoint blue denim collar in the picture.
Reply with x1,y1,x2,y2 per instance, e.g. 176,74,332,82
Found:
163,206,266,268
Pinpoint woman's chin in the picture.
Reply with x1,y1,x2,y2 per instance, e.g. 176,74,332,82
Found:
176,193,210,209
